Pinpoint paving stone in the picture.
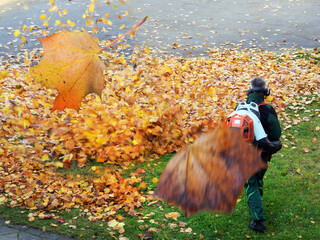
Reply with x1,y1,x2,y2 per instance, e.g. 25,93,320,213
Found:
25,227,45,236
0,219,7,225
0,233,18,240
18,231,43,240
11,225,30,231
56,236,75,240
0,225,19,234
0,219,75,240
40,231,62,240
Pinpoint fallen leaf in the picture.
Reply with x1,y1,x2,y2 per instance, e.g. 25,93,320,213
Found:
58,218,65,223
165,212,180,220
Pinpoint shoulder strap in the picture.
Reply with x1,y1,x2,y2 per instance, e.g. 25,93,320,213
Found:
258,102,267,107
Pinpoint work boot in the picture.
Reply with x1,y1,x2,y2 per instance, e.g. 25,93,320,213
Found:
249,220,266,232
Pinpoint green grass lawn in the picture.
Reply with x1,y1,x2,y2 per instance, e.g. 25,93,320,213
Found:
1,97,319,240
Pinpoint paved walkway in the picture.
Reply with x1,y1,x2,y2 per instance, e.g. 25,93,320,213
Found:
0,219,75,240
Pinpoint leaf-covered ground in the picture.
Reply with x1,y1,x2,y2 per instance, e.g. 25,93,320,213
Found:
1,47,319,227
0,97,319,239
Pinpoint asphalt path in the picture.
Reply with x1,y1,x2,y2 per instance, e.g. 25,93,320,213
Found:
0,0,320,60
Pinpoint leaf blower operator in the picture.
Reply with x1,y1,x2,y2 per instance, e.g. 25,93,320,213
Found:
225,77,282,232
225,77,282,157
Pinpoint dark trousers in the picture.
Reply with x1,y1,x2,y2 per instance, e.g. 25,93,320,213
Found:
244,168,267,221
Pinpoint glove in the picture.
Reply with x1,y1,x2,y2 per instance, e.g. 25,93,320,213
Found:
255,138,282,154
270,140,282,153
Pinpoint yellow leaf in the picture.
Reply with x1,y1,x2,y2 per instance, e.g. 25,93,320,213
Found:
165,212,180,220
40,14,47,20
89,3,95,13
67,20,75,27
91,166,97,171
212,95,218,102
0,196,6,205
145,46,150,54
91,26,98,35
42,154,49,161
86,19,94,25
63,9,68,15
165,66,172,72
23,119,30,128
54,162,64,168
266,96,273,102
55,20,61,25
152,177,158,183
14,30,20,37
296,168,301,173
207,87,215,95
120,24,125,30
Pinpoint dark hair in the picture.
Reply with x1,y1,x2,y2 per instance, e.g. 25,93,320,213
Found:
247,77,270,96
251,77,266,92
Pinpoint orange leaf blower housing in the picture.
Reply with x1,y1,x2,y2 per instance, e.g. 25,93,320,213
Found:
224,114,254,142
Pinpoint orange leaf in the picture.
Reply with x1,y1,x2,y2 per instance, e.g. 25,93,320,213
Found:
29,29,106,111
155,128,265,214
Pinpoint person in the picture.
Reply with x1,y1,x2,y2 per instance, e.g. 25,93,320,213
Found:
244,77,282,232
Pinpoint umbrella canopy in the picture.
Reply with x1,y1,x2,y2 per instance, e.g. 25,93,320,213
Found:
155,127,266,215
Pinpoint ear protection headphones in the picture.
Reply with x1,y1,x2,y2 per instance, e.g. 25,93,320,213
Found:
247,87,270,96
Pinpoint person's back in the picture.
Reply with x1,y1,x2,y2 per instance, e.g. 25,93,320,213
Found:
244,77,282,232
